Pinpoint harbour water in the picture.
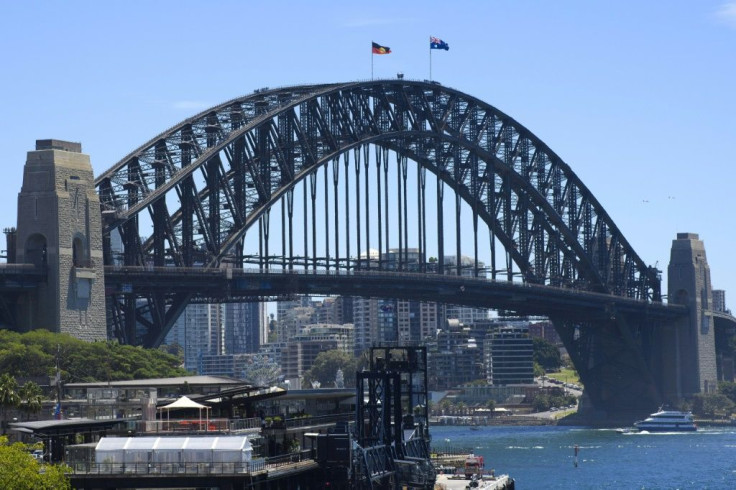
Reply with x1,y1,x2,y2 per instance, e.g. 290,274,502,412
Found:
430,424,736,489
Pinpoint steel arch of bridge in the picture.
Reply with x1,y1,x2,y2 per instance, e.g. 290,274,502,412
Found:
96,80,661,346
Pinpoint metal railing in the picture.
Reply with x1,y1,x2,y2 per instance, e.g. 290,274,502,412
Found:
67,450,315,476
264,412,352,430
67,459,266,476
134,417,261,434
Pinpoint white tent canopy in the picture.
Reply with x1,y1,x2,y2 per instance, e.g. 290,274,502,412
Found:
160,395,208,410
158,396,211,430
95,436,253,467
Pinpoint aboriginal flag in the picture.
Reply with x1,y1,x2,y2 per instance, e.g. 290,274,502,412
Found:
372,42,391,55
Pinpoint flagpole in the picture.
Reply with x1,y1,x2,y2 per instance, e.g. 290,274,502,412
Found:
429,36,432,80
371,41,374,80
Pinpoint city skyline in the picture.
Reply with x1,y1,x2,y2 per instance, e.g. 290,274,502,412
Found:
2,1,736,302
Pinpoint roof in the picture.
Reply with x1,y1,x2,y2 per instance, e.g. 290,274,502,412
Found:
96,435,252,452
278,388,354,401
10,418,126,436
188,385,286,409
65,375,243,388
159,395,210,410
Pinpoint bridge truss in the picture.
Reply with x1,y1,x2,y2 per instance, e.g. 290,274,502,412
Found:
96,80,670,419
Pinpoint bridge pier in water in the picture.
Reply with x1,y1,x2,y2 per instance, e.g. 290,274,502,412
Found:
564,233,720,424
659,232,718,402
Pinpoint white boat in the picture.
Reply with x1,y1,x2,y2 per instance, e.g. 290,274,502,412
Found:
633,408,697,432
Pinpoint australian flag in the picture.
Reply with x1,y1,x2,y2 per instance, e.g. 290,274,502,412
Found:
430,36,449,51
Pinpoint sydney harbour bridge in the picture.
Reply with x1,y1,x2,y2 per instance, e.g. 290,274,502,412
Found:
4,80,734,423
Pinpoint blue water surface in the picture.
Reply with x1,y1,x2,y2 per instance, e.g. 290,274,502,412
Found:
430,424,736,489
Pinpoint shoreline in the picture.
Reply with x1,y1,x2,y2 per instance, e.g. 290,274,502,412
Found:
431,415,736,429
431,416,555,427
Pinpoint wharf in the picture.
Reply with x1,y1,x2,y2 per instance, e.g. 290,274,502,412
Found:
435,474,514,490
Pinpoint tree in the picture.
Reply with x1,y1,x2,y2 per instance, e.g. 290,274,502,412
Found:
532,394,551,412
691,393,735,419
0,374,20,434
455,401,467,415
533,362,545,378
0,436,70,489
303,350,356,388
718,381,736,404
533,337,562,372
159,342,183,361
241,354,282,387
434,398,452,415
0,329,190,384
18,381,43,421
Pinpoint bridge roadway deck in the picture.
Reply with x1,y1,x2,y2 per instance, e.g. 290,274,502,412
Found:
69,458,320,489
0,263,46,290
105,266,688,322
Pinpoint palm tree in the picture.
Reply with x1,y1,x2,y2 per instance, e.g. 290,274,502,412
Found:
18,381,44,421
0,373,20,433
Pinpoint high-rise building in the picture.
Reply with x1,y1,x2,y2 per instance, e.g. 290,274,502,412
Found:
224,302,268,354
352,249,441,353
166,303,225,372
442,255,489,325
277,305,317,342
484,326,534,385
353,296,378,355
276,297,312,324
528,319,562,345
428,319,484,389
164,301,267,374
281,323,354,380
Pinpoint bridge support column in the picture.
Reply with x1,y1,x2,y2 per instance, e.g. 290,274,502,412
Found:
664,232,717,402
14,140,106,341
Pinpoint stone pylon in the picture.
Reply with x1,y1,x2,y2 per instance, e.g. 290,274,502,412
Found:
665,232,717,401
15,140,106,341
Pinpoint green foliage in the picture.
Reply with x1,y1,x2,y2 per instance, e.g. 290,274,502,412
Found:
0,329,190,383
531,391,576,412
689,393,735,418
532,337,562,372
18,381,43,420
533,362,545,378
547,368,581,386
0,436,71,489
302,350,357,388
718,381,736,404
532,393,550,412
158,342,183,361
0,373,20,433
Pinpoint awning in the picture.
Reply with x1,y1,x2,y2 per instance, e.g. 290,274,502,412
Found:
157,395,211,430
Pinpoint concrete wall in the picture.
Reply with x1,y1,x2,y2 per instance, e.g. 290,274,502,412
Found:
15,140,106,341
666,233,717,400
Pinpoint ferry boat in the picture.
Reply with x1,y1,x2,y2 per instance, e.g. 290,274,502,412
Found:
633,408,697,432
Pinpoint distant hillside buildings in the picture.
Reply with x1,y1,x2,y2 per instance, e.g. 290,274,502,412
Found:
163,251,549,391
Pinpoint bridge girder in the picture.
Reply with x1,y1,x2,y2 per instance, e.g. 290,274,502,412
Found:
96,81,661,342
94,80,671,420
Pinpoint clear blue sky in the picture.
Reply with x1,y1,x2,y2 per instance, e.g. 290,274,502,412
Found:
2,1,735,306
